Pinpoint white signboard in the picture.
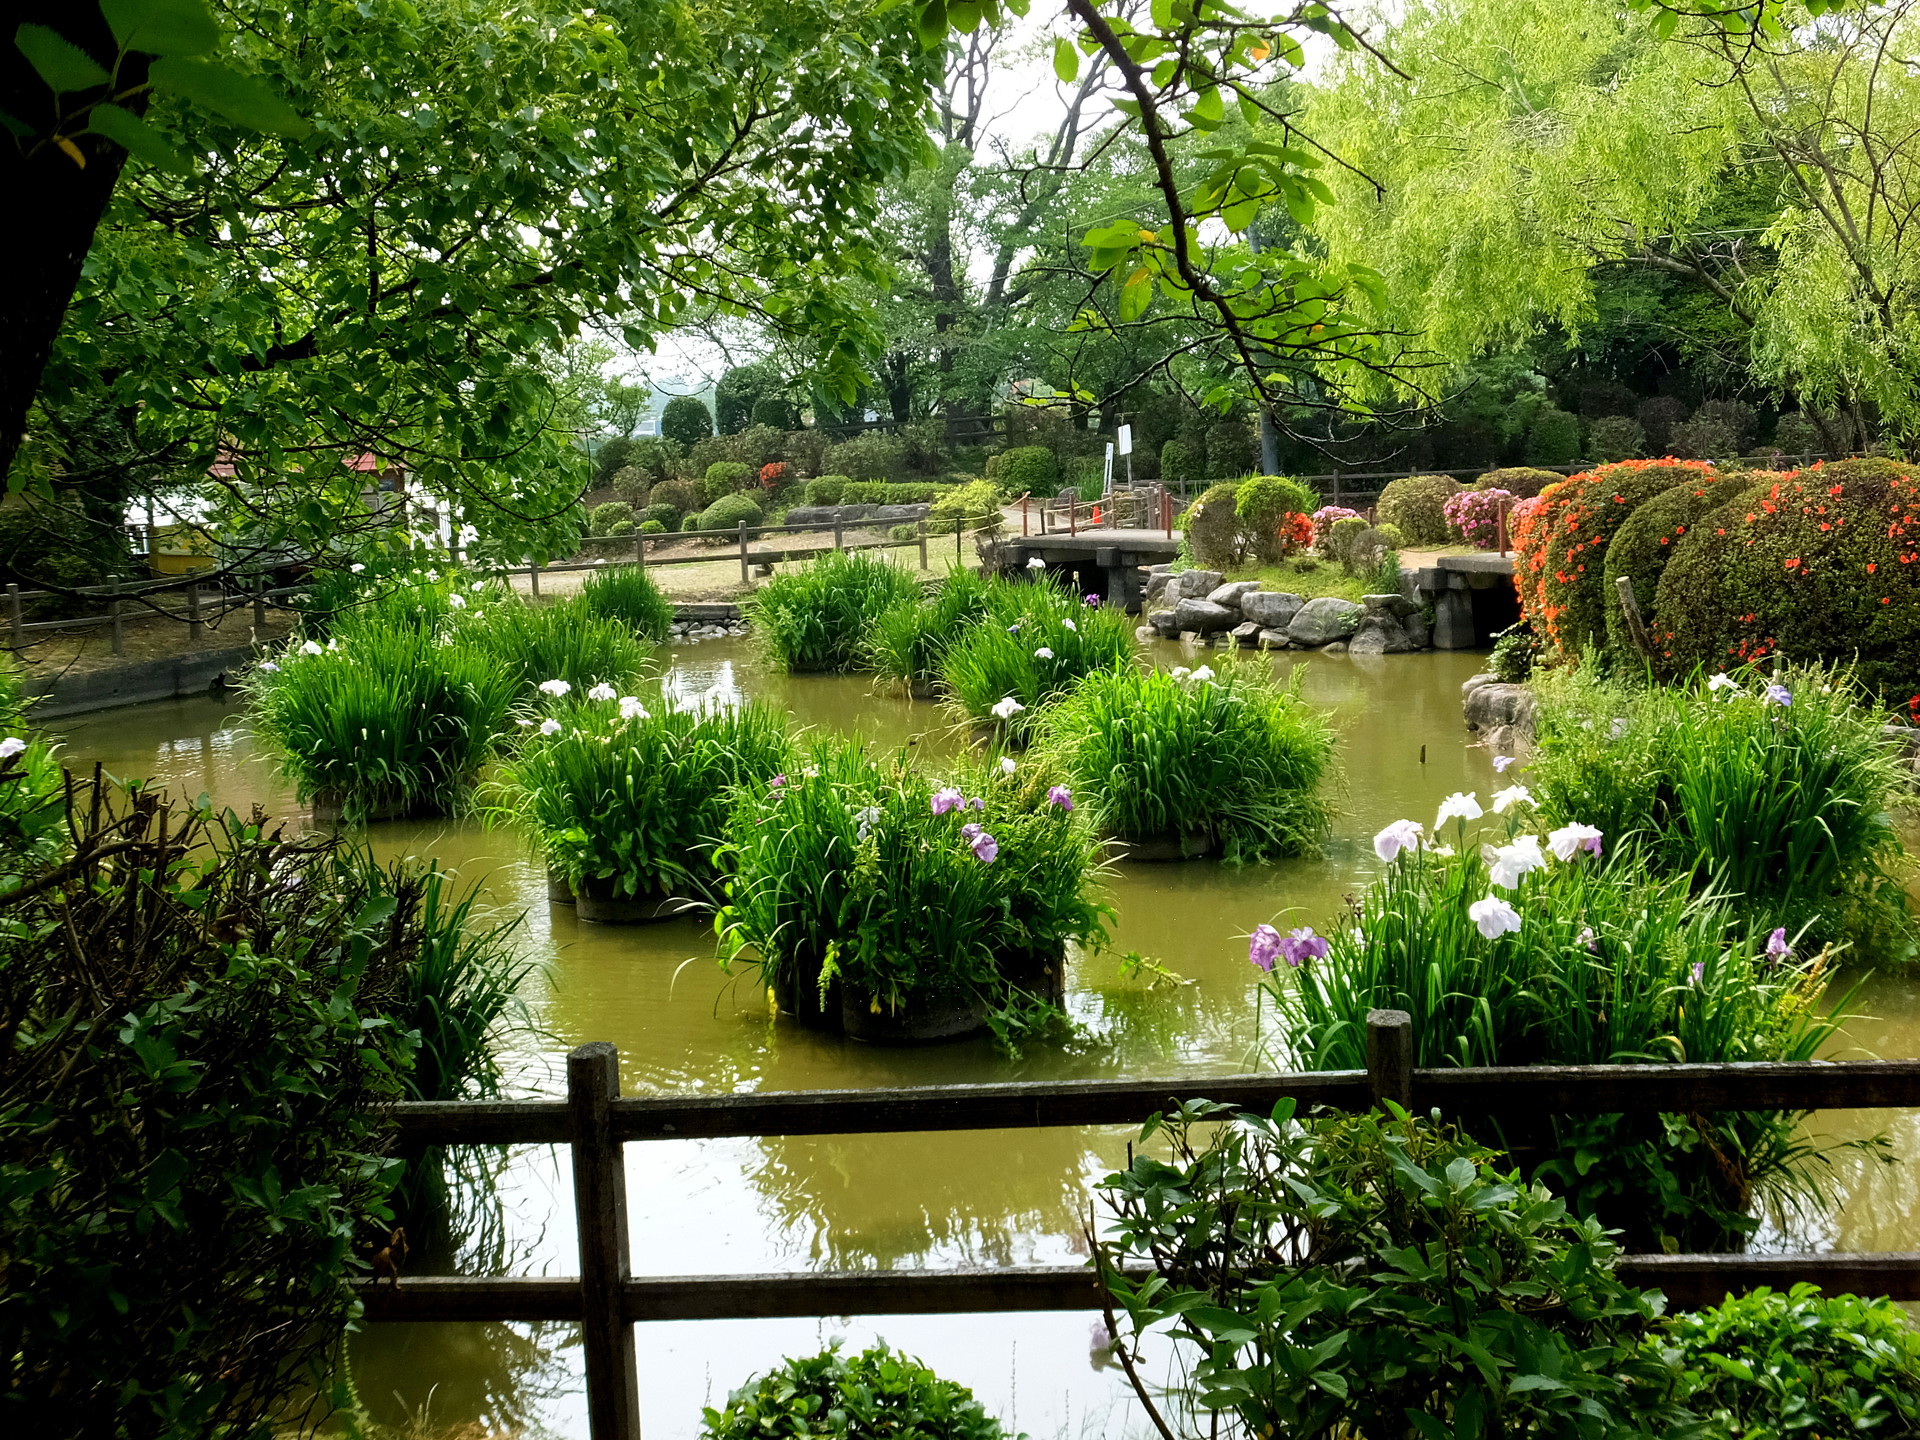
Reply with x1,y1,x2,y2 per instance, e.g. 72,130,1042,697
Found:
1103,443,1115,488
1116,423,1133,456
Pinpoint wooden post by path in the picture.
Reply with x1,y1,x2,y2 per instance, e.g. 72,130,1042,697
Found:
110,592,125,657
254,576,267,630
187,581,203,643
569,1043,641,1440
6,585,20,651
1365,1009,1414,1112
738,522,750,586
917,520,928,571
833,517,844,553
530,561,541,599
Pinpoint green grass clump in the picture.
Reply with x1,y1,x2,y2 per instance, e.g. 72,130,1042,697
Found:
1527,663,1914,964
940,581,1136,742
1276,814,1865,1252
749,549,921,673
1031,659,1335,860
463,595,649,695
719,740,1109,1013
493,693,790,903
702,1343,1009,1440
577,564,673,642
865,566,1002,695
249,625,516,822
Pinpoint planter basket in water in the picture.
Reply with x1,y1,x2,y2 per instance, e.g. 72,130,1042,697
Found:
572,874,696,924
841,987,990,1046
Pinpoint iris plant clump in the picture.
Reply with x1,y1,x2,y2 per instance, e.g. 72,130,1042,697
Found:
1031,659,1335,861
865,565,1003,696
940,581,1135,742
1257,790,1870,1253
718,741,1108,1018
491,688,791,903
749,549,922,672
577,563,674,643
1526,663,1914,964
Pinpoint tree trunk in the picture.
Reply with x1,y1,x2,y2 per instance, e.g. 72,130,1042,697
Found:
0,4,141,484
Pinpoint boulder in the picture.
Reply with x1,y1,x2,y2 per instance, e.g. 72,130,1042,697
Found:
870,503,931,523
1147,609,1182,639
1176,568,1224,598
1257,628,1293,650
1464,682,1536,734
1207,580,1263,610
1144,569,1176,603
1365,592,1420,618
1173,598,1236,634
783,506,834,525
1321,641,1349,654
1460,672,1500,701
1349,617,1415,656
1401,609,1432,650
1240,590,1304,628
1231,621,1261,647
1287,596,1363,647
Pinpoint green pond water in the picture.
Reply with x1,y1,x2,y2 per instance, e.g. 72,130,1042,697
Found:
49,639,1920,1439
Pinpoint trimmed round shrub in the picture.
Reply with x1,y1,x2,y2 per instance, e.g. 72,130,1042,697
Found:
641,502,680,529
700,460,754,507
889,523,918,543
1651,458,1920,701
661,395,713,448
1310,505,1361,554
695,492,763,532
1325,515,1373,569
650,478,697,515
1601,470,1775,662
638,519,666,535
1179,481,1242,570
985,444,1059,496
1376,473,1462,545
824,432,904,482
1159,438,1195,489
805,475,850,506
587,501,635,537
1443,488,1514,549
1524,406,1583,466
749,394,799,430
1031,659,1335,861
701,1344,1010,1440
1474,466,1560,499
1234,475,1318,563
606,519,635,537
1512,459,1712,661
609,465,651,507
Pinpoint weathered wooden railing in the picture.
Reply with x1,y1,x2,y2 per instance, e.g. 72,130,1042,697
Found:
351,1013,1920,1440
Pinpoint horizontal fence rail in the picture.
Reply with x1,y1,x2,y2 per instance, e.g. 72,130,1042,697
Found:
351,1018,1920,1440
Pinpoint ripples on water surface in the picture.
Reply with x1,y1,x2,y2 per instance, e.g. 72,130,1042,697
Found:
52,640,1920,1438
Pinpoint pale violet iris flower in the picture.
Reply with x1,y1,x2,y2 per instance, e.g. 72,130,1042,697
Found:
1469,895,1523,939
1046,784,1073,810
1034,647,1055,660
1766,927,1793,962
1547,822,1604,861
1492,754,1516,773
1435,791,1483,828
537,679,571,697
853,806,881,841
1373,819,1423,862
931,787,965,816
1765,683,1793,707
1486,835,1546,890
256,661,279,673
1248,924,1281,972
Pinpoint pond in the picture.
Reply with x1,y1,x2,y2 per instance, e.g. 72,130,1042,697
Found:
51,639,1920,1440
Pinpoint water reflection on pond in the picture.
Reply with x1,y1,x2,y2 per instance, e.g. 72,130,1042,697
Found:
50,639,1919,1439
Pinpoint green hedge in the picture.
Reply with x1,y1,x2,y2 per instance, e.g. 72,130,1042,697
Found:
985,445,1058,495
1376,474,1462,545
694,492,763,532
700,461,754,507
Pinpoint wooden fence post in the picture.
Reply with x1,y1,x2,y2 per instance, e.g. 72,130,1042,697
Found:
569,1042,641,1440
738,522,750,585
530,561,542,599
917,520,928,571
833,517,844,553
6,584,19,651
955,518,963,567
1364,1009,1414,1112
253,576,267,630
110,593,126,657
187,581,203,643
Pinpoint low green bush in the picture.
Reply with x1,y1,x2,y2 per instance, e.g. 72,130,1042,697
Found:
1375,473,1462,545
940,581,1136,743
699,460,754,506
1032,660,1335,860
718,740,1108,1013
749,548,921,672
884,481,947,504
650,478,698,515
1278,797,1863,1251
702,1344,1009,1440
1527,663,1915,964
1234,474,1318,563
866,566,1001,694
493,693,789,903
694,492,763,533
840,479,887,505
889,523,918,543
1097,1104,1676,1440
250,623,517,822
1178,480,1243,569
927,477,1000,535
587,500,635,537
824,432,904,481
1601,470,1770,662
805,475,850,506
640,502,680,528
606,518,635,536
638,518,666,535
577,564,673,642
985,444,1059,496
1473,465,1561,498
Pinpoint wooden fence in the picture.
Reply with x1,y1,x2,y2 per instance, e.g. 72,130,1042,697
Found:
353,1012,1920,1440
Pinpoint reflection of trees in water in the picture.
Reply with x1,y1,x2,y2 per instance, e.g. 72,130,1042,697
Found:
341,1319,576,1438
1767,1107,1920,1255
749,1127,1112,1270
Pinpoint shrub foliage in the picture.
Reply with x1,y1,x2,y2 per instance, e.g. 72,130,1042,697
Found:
1375,473,1461,544
749,548,921,672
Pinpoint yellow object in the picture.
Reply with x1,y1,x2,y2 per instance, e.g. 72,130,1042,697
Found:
766,987,778,1019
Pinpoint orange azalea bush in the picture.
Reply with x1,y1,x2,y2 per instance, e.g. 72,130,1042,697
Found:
1512,459,1713,661
1652,457,1920,707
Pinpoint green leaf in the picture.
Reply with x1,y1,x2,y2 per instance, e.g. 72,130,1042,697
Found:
148,56,309,136
15,24,111,93
101,0,220,56
1053,36,1079,83
85,102,190,172
1190,85,1223,131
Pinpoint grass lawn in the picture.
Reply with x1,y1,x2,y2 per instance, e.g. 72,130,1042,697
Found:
1228,558,1380,604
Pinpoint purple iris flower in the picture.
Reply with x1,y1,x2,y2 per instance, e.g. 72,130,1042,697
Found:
1047,785,1073,811
1084,593,1101,606
960,822,982,841
969,829,999,863
770,774,786,788
1278,927,1329,968
1689,961,1705,988
1766,684,1793,707
1766,927,1793,962
1248,924,1282,973
969,796,985,811
931,787,964,815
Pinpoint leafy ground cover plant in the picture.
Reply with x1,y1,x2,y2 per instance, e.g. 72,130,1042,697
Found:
866,565,1002,695
1095,1103,1680,1440
941,579,1136,743
249,623,517,823
1526,664,1914,964
577,563,673,642
491,690,790,904
1266,795,1868,1251
1653,1285,1920,1437
718,740,1109,1025
0,779,442,1436
749,548,921,672
0,685,64,886
1030,659,1334,861
702,1343,1010,1440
